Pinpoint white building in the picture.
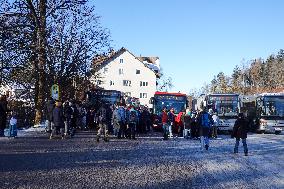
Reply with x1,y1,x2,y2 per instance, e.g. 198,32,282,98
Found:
91,47,160,106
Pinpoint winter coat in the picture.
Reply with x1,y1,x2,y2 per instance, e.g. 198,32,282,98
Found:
198,111,213,137
128,109,138,124
161,111,168,124
112,109,120,129
168,112,175,124
98,106,107,124
182,114,191,129
63,104,73,121
198,111,213,128
46,100,55,121
0,100,8,116
117,106,126,123
176,112,184,128
52,107,65,128
0,100,8,129
232,117,249,139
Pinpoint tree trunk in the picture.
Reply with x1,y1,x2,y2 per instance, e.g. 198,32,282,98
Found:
34,0,47,125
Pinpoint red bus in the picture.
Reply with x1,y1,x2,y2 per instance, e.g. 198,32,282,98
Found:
150,91,187,131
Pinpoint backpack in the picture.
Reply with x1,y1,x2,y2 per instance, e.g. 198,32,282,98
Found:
201,113,211,127
129,111,137,123
117,107,126,122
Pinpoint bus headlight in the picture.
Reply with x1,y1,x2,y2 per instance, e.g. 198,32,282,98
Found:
260,119,267,126
260,119,267,129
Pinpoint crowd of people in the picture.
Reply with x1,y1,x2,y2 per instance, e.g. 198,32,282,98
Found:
161,107,249,155
45,98,152,141
0,93,250,156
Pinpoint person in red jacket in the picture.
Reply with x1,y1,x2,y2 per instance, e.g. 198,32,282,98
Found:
161,107,169,140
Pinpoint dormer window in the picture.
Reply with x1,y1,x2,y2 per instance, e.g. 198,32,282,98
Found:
120,59,124,63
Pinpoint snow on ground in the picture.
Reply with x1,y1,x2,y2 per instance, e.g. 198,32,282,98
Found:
185,133,284,188
0,128,283,188
2,124,46,139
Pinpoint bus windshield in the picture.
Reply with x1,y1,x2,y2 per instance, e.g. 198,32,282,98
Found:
87,90,121,105
154,95,186,114
260,96,284,117
208,95,239,117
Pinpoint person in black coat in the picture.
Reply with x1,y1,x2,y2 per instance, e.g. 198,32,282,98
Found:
45,97,55,133
231,113,249,156
0,95,8,137
50,101,65,139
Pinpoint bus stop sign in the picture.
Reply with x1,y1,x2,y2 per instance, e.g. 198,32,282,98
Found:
51,84,60,100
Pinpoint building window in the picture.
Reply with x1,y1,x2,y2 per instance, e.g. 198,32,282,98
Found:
140,81,148,87
123,80,131,86
110,80,114,86
120,59,124,63
119,68,124,75
140,93,147,98
97,80,102,85
136,69,140,74
104,67,108,74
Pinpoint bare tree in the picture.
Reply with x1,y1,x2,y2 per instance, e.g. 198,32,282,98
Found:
1,0,110,124
157,68,173,92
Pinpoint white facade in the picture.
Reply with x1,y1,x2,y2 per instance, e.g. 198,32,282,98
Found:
92,49,157,106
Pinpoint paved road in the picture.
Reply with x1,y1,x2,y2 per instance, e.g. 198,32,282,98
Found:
0,131,283,189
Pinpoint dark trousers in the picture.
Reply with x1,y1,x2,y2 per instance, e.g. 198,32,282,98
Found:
118,121,126,138
234,138,248,154
127,122,136,139
0,117,7,136
212,126,218,138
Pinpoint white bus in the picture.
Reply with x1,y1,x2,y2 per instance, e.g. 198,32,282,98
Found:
196,93,240,132
255,93,284,134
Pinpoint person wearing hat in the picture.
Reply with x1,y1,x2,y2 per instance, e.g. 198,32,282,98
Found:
211,112,220,138
231,113,249,156
51,101,65,139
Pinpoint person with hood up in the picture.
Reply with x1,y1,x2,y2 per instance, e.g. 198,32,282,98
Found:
231,113,249,156
51,101,65,139
45,97,55,133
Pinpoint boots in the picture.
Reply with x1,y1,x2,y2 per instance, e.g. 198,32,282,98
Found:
103,137,109,142
163,132,168,140
234,148,238,153
244,149,248,156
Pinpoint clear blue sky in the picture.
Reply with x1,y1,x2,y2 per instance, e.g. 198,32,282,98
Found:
93,0,284,94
